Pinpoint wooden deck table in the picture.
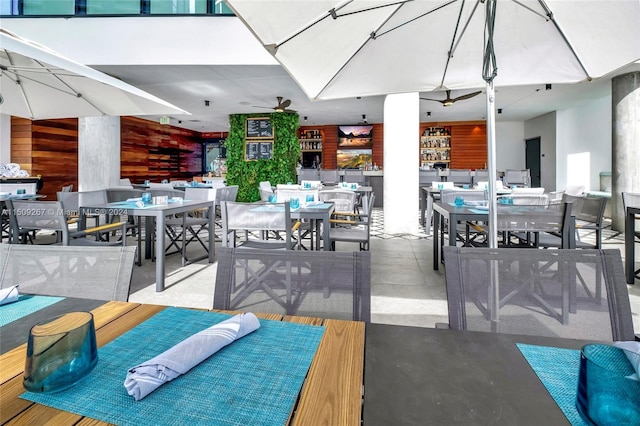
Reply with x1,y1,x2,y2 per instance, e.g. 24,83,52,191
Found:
0,299,364,426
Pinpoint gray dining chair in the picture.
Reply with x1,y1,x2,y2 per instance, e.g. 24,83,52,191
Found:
0,244,136,302
503,169,531,188
442,246,635,341
214,247,371,322
221,201,297,250
329,194,375,251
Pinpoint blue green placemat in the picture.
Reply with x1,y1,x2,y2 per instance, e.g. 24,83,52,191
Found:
517,343,587,426
0,295,64,327
22,307,325,425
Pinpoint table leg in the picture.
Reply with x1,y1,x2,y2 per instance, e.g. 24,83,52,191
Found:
425,195,433,236
625,210,635,284
145,217,153,260
321,214,330,251
208,205,215,262
155,214,165,292
433,210,440,270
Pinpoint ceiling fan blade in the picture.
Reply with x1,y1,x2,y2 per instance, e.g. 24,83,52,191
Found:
452,91,482,102
420,97,447,104
280,99,292,109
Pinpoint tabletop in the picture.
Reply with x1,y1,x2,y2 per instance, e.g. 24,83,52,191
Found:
0,299,364,425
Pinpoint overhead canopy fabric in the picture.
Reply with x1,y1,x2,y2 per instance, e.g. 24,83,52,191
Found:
227,0,640,100
0,28,189,120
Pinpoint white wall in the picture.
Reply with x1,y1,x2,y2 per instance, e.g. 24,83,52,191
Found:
524,112,557,191
556,94,611,192
0,114,10,163
495,122,525,171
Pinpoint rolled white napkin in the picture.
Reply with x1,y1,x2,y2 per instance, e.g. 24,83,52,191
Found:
0,285,19,306
614,341,640,381
124,312,260,401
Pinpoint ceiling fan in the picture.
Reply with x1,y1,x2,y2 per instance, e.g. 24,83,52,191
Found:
420,90,482,107
253,96,296,113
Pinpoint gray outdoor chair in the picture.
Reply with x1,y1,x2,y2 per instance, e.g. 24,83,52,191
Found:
213,247,371,321
622,192,640,281
329,194,375,251
6,199,127,246
0,244,136,302
442,247,635,341
445,169,472,185
221,201,297,250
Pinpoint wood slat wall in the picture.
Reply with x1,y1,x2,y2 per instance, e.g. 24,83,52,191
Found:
11,117,78,200
299,123,384,170
420,121,487,170
121,117,202,183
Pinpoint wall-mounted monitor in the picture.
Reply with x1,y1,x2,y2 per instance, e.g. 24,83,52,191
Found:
337,125,373,148
203,138,226,173
337,149,372,169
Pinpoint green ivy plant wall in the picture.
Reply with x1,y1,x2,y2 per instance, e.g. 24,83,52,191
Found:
225,112,300,202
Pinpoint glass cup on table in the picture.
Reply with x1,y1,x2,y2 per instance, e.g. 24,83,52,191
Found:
142,192,152,204
306,194,315,203
290,198,300,209
438,183,444,191
576,343,640,425
268,194,277,203
454,196,464,206
23,312,98,393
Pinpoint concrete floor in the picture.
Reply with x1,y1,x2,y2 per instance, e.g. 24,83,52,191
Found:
128,209,640,333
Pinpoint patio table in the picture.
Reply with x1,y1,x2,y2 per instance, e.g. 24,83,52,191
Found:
78,199,214,292
625,204,640,284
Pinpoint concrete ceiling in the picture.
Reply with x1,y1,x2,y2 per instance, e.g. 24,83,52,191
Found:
94,62,640,133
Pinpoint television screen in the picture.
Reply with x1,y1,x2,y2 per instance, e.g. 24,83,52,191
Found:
337,149,372,169
203,139,226,173
337,125,373,148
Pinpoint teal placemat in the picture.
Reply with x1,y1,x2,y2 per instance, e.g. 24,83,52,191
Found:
0,295,64,327
517,343,587,426
22,308,325,425
305,202,332,209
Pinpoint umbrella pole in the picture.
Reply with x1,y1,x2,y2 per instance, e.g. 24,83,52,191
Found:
486,80,498,249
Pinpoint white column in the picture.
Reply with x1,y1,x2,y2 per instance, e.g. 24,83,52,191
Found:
383,93,419,235
78,116,121,191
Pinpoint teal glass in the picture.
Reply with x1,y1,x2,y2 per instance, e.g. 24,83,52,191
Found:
268,194,277,203
463,184,470,189
142,192,152,204
576,344,640,425
290,198,300,209
24,312,98,393
87,0,139,14
438,184,444,190
150,0,207,14
454,196,464,206
306,194,314,202
16,189,26,195
23,0,74,15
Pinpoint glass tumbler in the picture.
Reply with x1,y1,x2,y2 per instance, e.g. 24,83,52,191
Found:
141,192,152,204
24,312,98,393
576,344,640,425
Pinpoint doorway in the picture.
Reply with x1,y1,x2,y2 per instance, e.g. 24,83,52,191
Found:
525,137,541,188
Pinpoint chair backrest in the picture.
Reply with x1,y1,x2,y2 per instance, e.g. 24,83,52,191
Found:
320,169,339,184
319,189,357,213
106,188,143,202
419,169,440,184
7,200,71,244
61,184,74,192
148,182,175,190
440,189,486,203
474,180,504,190
498,201,572,240
622,192,640,210
221,201,293,249
118,178,133,188
503,169,531,187
213,247,371,321
184,187,216,202
443,246,635,341
276,184,300,190
78,189,109,208
298,169,319,183
343,170,366,184
446,169,472,184
472,169,489,185
563,194,607,248
57,191,79,216
0,245,136,302
259,181,272,192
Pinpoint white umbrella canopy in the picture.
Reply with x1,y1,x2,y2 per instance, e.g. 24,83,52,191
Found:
0,28,189,120
228,0,640,100
227,0,640,247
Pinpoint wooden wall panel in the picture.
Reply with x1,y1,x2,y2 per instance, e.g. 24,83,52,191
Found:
299,123,383,170
420,121,487,170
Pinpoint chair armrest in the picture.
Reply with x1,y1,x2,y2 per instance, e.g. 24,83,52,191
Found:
291,221,301,232
71,222,126,238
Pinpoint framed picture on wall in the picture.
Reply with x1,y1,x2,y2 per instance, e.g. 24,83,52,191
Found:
337,149,372,169
337,125,373,148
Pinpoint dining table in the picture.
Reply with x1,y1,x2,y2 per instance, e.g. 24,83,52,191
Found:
0,297,595,425
78,199,215,292
0,298,364,426
625,204,640,284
